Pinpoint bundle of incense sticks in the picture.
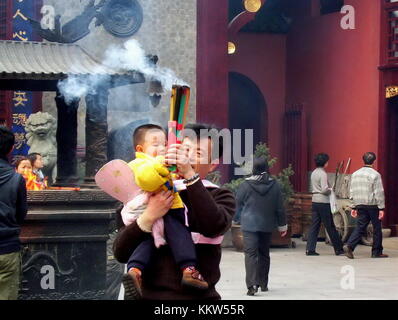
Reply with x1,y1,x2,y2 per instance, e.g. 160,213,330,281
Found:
168,85,190,172
47,187,81,191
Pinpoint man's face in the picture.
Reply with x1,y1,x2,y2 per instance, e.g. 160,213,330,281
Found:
137,129,167,158
183,137,218,179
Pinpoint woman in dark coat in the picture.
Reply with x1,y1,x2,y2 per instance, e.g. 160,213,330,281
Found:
234,157,287,296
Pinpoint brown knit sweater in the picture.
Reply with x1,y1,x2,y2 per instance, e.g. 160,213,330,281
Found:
112,179,236,300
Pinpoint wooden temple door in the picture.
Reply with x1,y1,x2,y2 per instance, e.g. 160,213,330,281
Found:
283,104,308,192
385,95,398,231
379,1,398,233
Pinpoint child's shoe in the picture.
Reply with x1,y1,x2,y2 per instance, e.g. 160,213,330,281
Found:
122,267,143,300
181,266,209,290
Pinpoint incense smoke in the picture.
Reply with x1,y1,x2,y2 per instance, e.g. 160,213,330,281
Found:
57,74,110,105
57,39,187,104
57,39,188,162
104,39,187,91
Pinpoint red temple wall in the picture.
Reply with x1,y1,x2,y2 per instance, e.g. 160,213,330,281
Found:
229,32,287,174
286,0,381,174
197,0,381,182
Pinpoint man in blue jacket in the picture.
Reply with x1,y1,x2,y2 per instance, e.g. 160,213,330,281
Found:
0,126,27,300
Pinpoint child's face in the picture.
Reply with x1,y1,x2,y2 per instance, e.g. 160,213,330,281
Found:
137,129,167,157
33,155,44,169
17,160,33,175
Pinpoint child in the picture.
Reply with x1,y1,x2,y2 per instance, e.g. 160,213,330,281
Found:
15,157,44,191
121,124,208,300
28,153,45,181
15,157,33,176
28,153,47,189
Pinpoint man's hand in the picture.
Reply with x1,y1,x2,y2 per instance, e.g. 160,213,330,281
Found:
351,210,358,218
280,231,287,237
165,144,196,180
379,210,385,220
140,191,174,228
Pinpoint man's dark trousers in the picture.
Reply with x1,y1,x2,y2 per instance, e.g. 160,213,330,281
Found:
127,208,196,271
243,231,272,289
346,207,383,256
306,203,343,253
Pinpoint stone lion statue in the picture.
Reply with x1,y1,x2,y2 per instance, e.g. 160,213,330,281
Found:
25,112,57,183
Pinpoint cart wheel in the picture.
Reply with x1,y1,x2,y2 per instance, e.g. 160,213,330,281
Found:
361,224,373,246
325,208,349,245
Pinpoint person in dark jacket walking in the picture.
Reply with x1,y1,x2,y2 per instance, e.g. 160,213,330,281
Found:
0,126,28,300
234,157,287,296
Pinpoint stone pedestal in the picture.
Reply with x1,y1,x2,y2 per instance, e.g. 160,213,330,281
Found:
19,190,116,300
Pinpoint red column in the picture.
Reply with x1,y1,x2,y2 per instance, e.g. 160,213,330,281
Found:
196,0,229,128
196,0,229,183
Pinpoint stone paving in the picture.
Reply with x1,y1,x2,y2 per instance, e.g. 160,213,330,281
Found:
217,238,398,300
118,238,398,300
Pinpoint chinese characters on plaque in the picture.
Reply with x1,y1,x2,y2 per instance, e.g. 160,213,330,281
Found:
10,0,35,159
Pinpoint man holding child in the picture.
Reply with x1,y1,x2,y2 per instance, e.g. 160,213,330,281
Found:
113,123,236,300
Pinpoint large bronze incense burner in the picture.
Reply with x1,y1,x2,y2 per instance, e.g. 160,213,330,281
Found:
19,190,116,300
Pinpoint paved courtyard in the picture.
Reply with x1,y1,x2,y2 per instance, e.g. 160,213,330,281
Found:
118,238,398,300
217,238,398,300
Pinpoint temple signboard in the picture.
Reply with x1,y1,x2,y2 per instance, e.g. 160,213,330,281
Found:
10,0,35,162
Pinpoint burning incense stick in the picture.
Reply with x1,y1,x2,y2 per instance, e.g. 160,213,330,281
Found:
47,187,81,191
168,85,190,172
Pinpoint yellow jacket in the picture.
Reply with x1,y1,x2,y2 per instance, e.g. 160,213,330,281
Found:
128,152,183,209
